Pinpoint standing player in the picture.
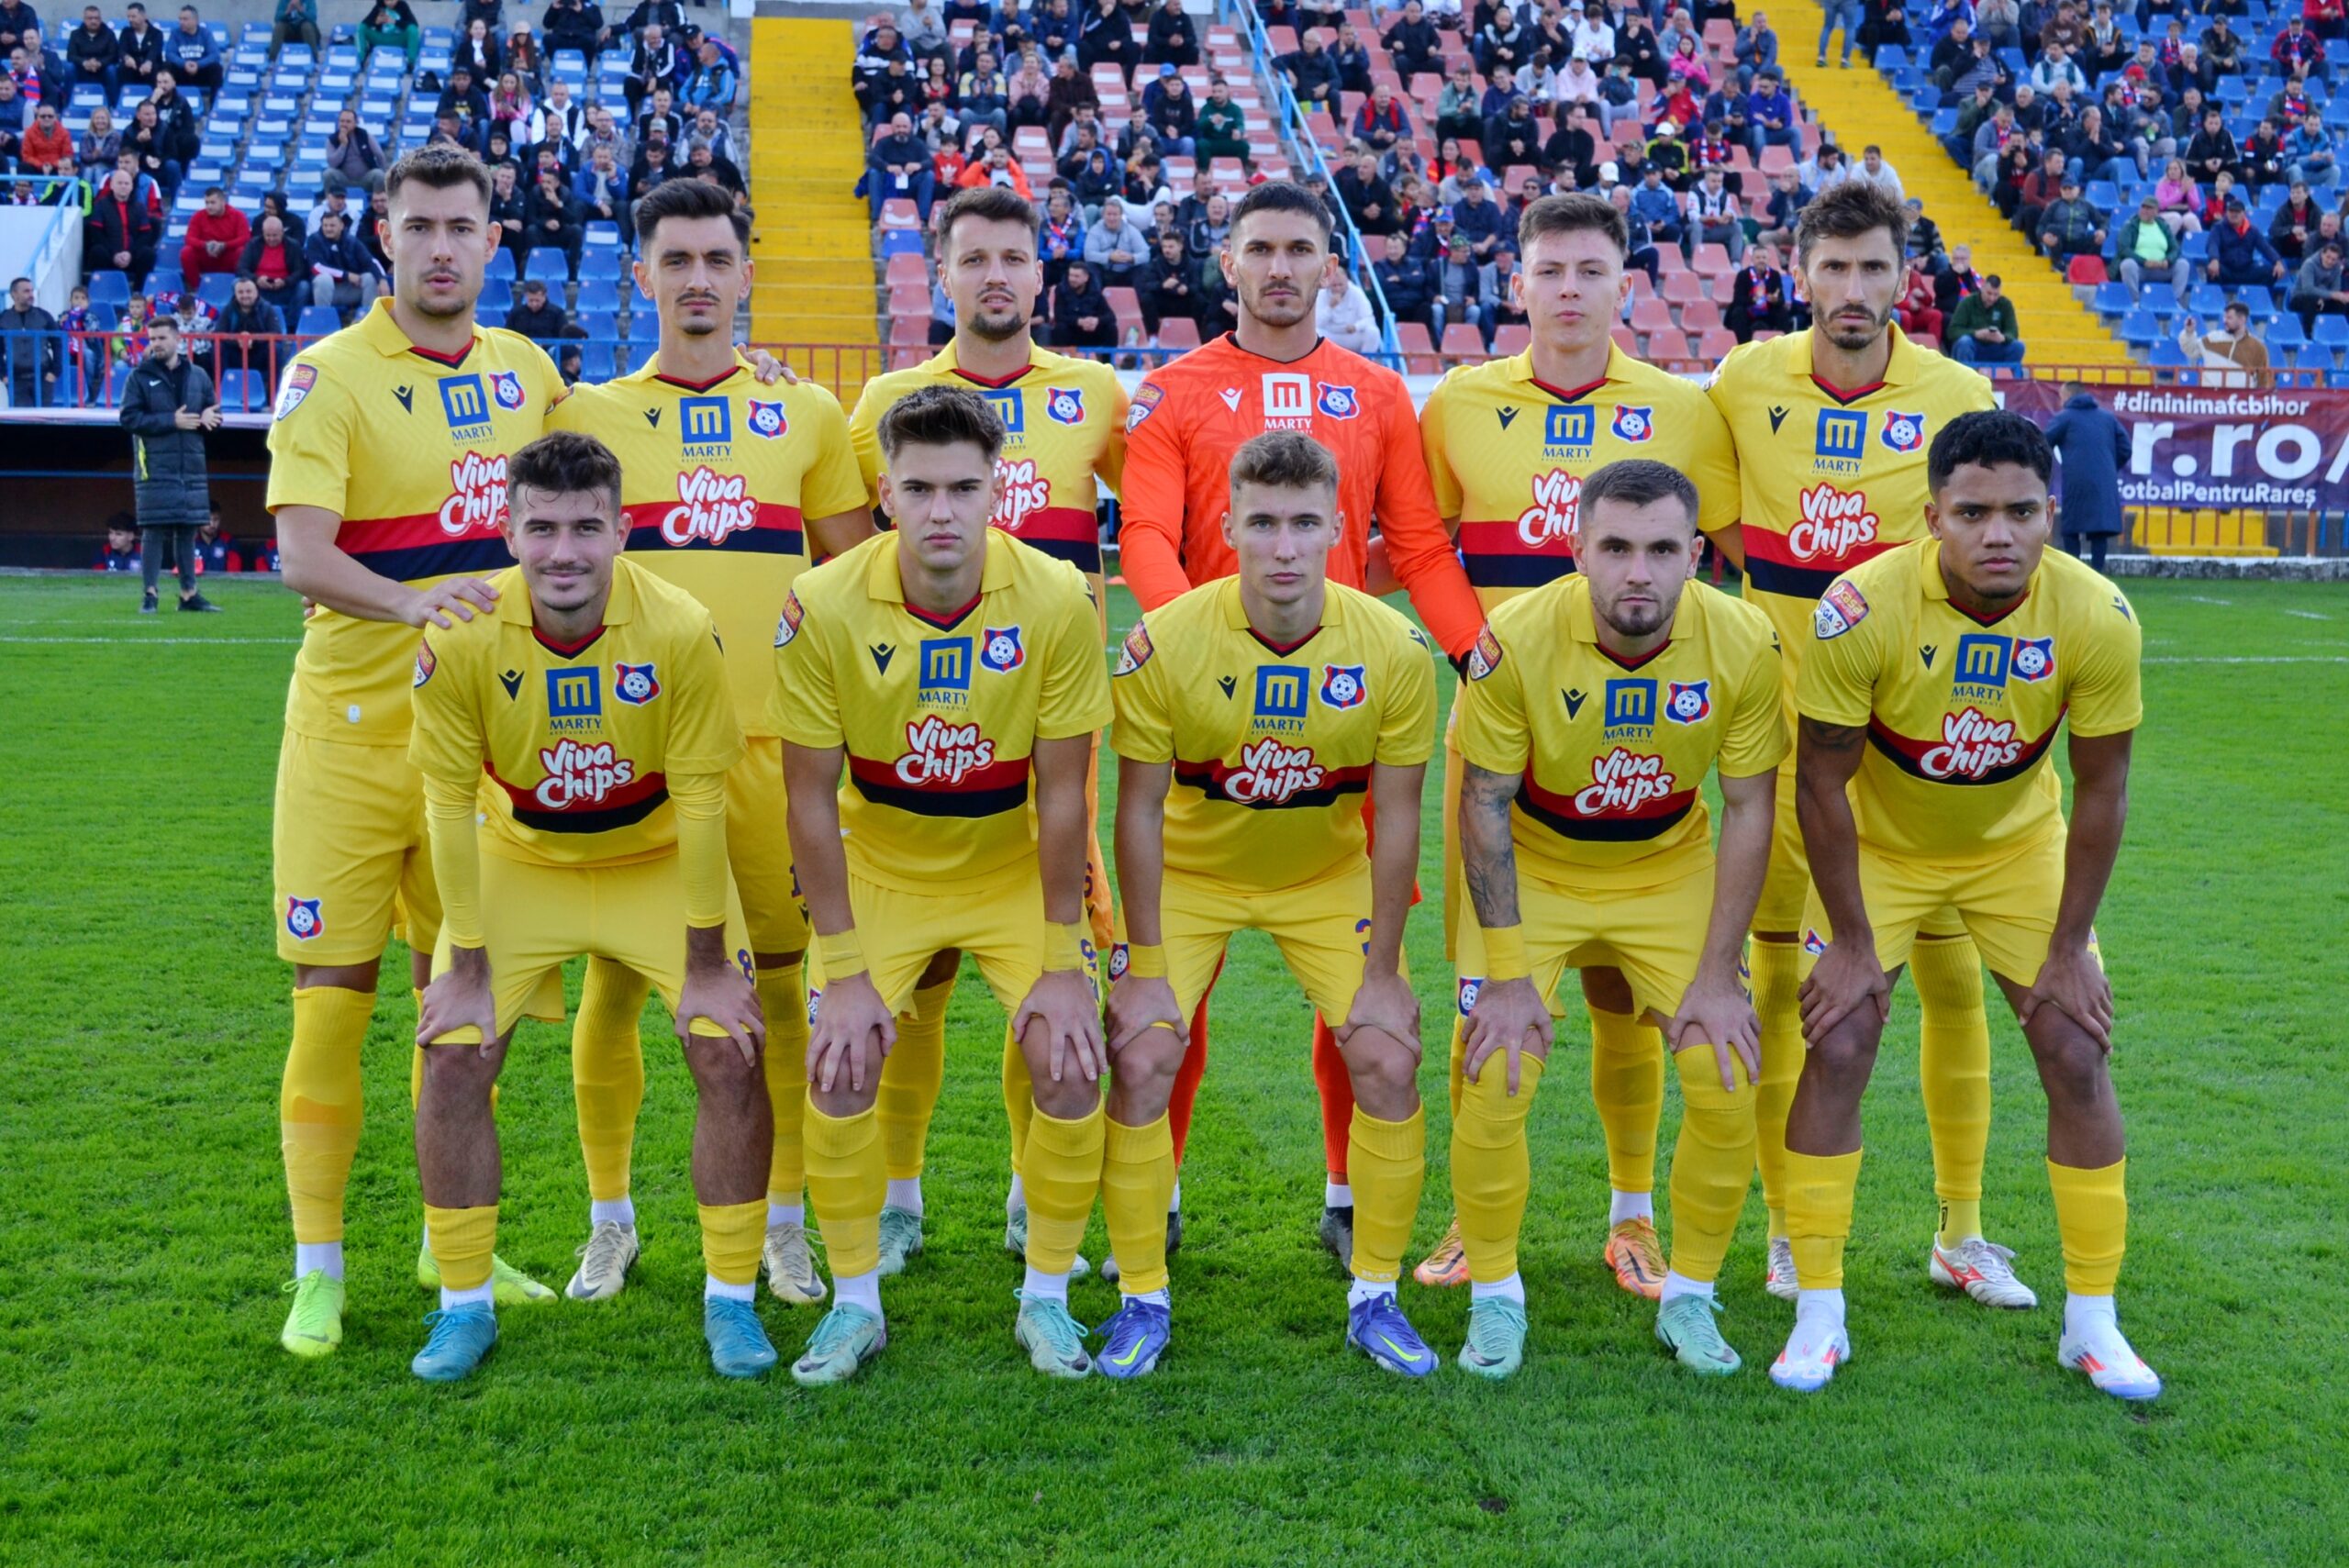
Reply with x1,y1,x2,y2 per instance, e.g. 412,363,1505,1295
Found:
1119,179,1484,1266
1099,432,1438,1379
843,184,1126,1275
407,430,771,1383
1448,461,1783,1379
1413,191,1743,1296
1774,412,2156,1400
547,178,874,1309
773,387,1112,1385
270,145,568,1358
1706,182,2029,1308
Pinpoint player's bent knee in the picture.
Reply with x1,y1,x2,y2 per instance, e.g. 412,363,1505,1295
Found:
1341,1029,1423,1098
682,1033,764,1090
420,1038,504,1092
2025,1022,2110,1103
1807,1020,1880,1080
295,961,381,993
809,1079,881,1118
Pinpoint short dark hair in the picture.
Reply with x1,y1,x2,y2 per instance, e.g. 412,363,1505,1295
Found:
934,183,1041,253
631,174,750,250
507,429,625,514
384,143,492,210
1580,459,1699,530
1229,430,1339,497
1926,409,2052,493
1794,177,1911,264
1518,191,1628,260
1984,272,2003,286
876,384,1006,465
1230,179,1334,246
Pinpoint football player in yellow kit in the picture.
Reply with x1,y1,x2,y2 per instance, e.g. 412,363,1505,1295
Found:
1772,410,2157,1401
406,431,770,1383
845,184,1126,1278
1414,191,1743,1296
1706,182,2029,1309
548,178,873,1309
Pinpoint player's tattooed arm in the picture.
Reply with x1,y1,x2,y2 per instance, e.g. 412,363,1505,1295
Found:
1795,717,1888,1045
1457,761,1522,931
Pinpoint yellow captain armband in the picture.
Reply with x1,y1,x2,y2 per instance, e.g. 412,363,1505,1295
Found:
1045,921,1087,973
1480,924,1530,984
817,929,867,981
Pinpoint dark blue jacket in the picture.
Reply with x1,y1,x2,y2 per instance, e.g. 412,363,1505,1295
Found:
2044,392,2128,539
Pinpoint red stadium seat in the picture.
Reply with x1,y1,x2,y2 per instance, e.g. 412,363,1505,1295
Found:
1440,323,1485,359
1493,324,1531,355
877,198,919,230
2066,255,2108,284
1631,297,1675,330
1611,325,1641,354
1397,320,1439,374
1758,145,1795,175
1677,297,1722,331
1661,270,1706,304
885,252,930,288
1627,269,1656,298
1643,328,1691,362
1107,287,1143,335
887,284,929,317
1692,243,1733,274
1696,327,1738,360
890,313,932,346
1155,317,1202,350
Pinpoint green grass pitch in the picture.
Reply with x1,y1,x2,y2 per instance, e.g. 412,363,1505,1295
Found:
2,571,2344,1565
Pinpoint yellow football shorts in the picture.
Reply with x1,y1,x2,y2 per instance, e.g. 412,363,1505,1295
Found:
1754,752,1966,942
1797,828,2095,987
726,737,808,957
273,730,440,965
1452,855,1715,1027
1112,861,1393,1027
425,851,751,1041
809,868,1101,1017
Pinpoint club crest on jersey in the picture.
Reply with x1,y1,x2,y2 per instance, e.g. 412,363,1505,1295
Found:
1801,929,1827,956
284,896,325,940
1664,680,1711,723
746,399,787,439
614,662,660,705
1813,579,1869,639
2011,636,2055,683
1467,625,1505,680
1456,976,1483,1016
774,591,804,647
1320,663,1368,709
273,362,317,419
1316,383,1359,419
490,371,526,412
1128,382,1163,430
980,625,1026,673
1045,386,1085,426
1880,410,1926,454
1610,405,1654,442
1108,941,1130,982
413,640,437,687
1114,621,1154,675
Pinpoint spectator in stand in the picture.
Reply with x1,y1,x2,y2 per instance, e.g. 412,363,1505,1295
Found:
272,0,319,55
2036,174,2105,264
2065,105,2130,190
1433,232,1492,348
323,107,384,194
866,109,934,223
1947,271,2024,368
1895,255,1943,344
1276,28,1337,110
69,4,117,94
1816,0,1863,67
573,139,631,239
625,20,676,115
956,140,1034,197
115,2,162,92
161,5,217,89
20,104,72,176
212,273,282,377
1081,194,1145,286
1728,242,1796,340
118,315,219,614
1335,141,1398,236
454,16,499,83
1754,167,1809,252
1328,20,1372,95
2154,155,2202,237
357,0,418,70
179,186,249,284
894,0,945,64
1309,262,1376,351
1734,8,1779,88
2241,115,2290,191
1544,102,1598,190
1006,48,1049,130
2206,192,2286,285
684,35,734,112
523,166,582,277
1934,239,1981,313
87,168,159,287
1486,93,1542,173
95,517,141,572
2185,106,2242,187
304,209,383,318
2043,383,2127,573
238,211,307,317
2272,11,2324,75
1374,228,1435,333
542,0,610,61
1687,164,1746,261
2117,195,2190,304
1077,0,1132,85
490,70,534,137
1382,0,1438,77
2271,180,2326,261
1049,255,1114,348
2010,147,2067,238
124,99,185,198
2,273,59,407
2177,300,2270,384
1141,0,1197,69
2289,238,2349,334
505,276,573,340
1142,64,1196,156
1141,227,1198,334
2287,111,2338,195
193,502,240,573
1748,69,1798,160
1630,165,1684,250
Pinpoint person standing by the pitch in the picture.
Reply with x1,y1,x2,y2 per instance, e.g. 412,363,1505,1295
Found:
119,314,222,615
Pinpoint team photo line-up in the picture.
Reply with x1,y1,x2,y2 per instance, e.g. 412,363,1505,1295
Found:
263,139,2155,1400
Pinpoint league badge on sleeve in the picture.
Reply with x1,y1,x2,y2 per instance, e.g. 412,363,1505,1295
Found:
614,662,661,705
1466,624,1505,680
1881,410,1926,453
1114,621,1154,675
747,399,788,439
285,896,325,942
774,591,804,647
2011,636,2055,683
273,362,317,419
412,640,437,687
1813,579,1870,639
491,371,527,412
1126,382,1164,432
1045,387,1085,426
1320,663,1368,709
980,625,1026,673
1664,679,1711,723
1610,405,1654,442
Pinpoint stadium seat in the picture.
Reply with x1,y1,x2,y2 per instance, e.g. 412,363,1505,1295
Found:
1677,298,1722,332
106,361,133,405
2314,315,2349,351
890,313,932,346
2092,281,2134,316
524,250,571,284
2118,311,2165,348
1631,297,1675,331
574,311,617,340
1156,317,1201,350
578,251,621,280
1492,324,1531,355
2067,256,2109,284
885,253,930,288
478,280,513,316
86,271,130,308
195,273,237,309
1643,328,1692,361
1397,319,1438,374
1439,324,1483,359
218,369,267,413
879,229,926,259
297,306,340,337
578,342,617,380
1696,327,1737,360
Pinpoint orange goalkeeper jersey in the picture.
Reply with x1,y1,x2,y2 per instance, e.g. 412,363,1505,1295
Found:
1118,333,1484,659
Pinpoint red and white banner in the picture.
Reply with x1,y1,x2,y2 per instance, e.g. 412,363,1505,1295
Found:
2005,381,2349,512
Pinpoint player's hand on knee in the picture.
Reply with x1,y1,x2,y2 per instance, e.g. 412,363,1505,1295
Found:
808,972,895,1093
1341,970,1421,1055
2021,941,2114,1053
1669,967,1762,1091
1017,969,1107,1085
679,961,765,1067
1106,973,1184,1057
1798,940,1890,1049
418,954,498,1058
1463,976,1548,1095
402,574,499,629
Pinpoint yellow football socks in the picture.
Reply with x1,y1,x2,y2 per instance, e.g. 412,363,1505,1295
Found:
803,1103,885,1278
1786,1149,1864,1290
1003,1025,1035,1178
424,1203,497,1294
1450,1041,1543,1284
2048,1157,2128,1295
698,1199,766,1288
1588,1006,1662,1197
758,959,809,1208
878,977,952,1181
572,957,650,1204
1748,938,1805,1238
281,985,374,1245
1102,1113,1175,1295
1020,1102,1106,1273
1347,1105,1426,1284
1666,1046,1757,1285
1913,936,1992,1245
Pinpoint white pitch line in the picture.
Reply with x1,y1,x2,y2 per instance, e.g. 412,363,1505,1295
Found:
2282,610,2333,620
2144,655,2349,664
2181,595,2233,606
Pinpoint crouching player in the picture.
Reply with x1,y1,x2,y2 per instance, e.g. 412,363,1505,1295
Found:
1450,459,1786,1378
407,430,772,1383
774,386,1112,1385
1101,432,1439,1378
1776,411,2157,1399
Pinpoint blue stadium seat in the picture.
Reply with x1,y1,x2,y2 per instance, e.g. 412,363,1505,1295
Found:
577,342,617,380
880,229,925,259
217,369,265,412
2093,281,2134,317
2266,315,2310,351
1877,45,1909,70
2314,315,2349,350
106,361,133,404
478,280,513,315
196,273,237,309
86,271,130,307
297,306,342,336
2188,283,2229,317
484,250,517,281
574,310,617,339
524,250,571,284
584,221,621,250
2086,180,2119,211
2118,310,2165,348
578,250,620,280
572,277,620,310
2145,339,2191,368
2234,286,2277,321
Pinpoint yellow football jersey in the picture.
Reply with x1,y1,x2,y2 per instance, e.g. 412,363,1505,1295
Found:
1111,577,1438,895
409,558,745,868
1454,575,1787,889
1797,539,2142,862
1708,326,1996,669
1423,343,1740,606
265,298,566,744
768,528,1111,894
547,352,868,737
847,340,1127,593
